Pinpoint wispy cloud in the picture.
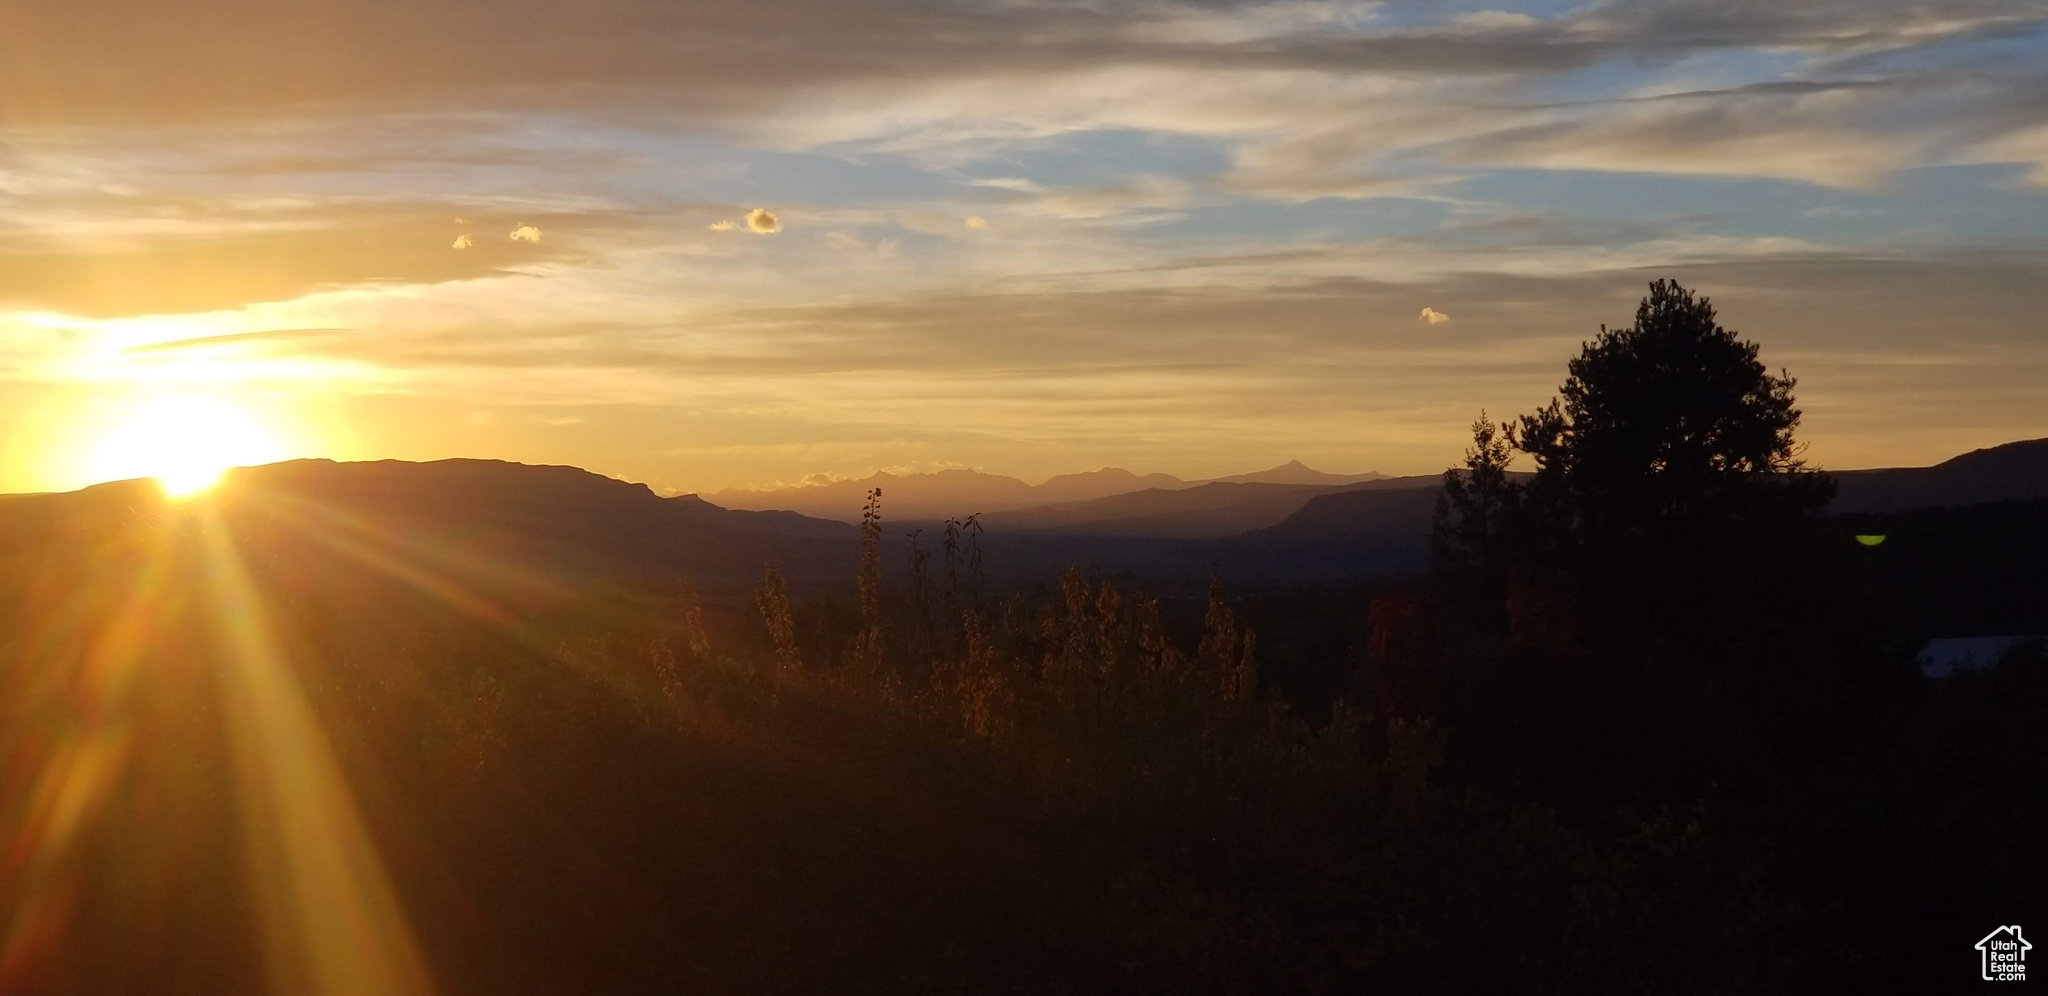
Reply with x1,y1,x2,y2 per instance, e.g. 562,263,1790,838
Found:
1419,307,1450,325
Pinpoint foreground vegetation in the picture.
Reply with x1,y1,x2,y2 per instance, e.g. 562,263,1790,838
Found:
18,528,2027,993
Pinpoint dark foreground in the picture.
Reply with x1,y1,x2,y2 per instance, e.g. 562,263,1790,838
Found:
2,487,2045,994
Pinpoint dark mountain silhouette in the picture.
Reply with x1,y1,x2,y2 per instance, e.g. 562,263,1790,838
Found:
1225,438,2048,582
4,440,2042,599
710,467,1162,521
1203,459,1387,487
0,477,168,550
1039,466,1189,498
710,461,1383,522
0,458,856,595
1244,482,1453,571
959,437,2048,582
976,474,1434,538
1829,437,2048,512
984,483,1343,538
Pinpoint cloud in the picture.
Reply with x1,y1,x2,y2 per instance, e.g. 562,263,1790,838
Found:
0,203,597,317
709,219,738,232
1969,122,2048,187
451,233,475,249
4,0,2038,206
509,224,542,243
965,215,988,229
1437,83,1928,190
745,208,781,234
453,217,470,227
119,327,355,353
12,0,2035,131
989,176,1195,221
1419,307,1451,324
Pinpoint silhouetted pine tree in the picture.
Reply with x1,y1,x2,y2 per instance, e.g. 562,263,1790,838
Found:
1512,279,1832,551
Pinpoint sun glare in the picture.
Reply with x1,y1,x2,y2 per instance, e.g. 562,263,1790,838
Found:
85,396,287,498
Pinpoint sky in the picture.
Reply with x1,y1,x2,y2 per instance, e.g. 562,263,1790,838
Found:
3,0,2046,495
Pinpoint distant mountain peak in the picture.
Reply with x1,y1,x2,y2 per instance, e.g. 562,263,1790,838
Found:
1202,461,1387,487
710,464,1194,522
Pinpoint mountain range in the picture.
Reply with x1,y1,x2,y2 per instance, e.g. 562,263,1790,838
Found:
2,439,2044,596
1221,436,2048,579
708,460,1386,522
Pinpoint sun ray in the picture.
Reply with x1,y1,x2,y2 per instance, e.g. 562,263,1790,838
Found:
234,487,571,626
193,507,436,996
226,487,676,695
0,519,180,988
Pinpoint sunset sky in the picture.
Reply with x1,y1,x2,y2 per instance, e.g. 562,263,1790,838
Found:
4,0,2046,495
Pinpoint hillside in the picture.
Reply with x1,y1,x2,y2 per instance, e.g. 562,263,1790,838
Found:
1830,437,2048,513
980,474,1432,538
0,458,857,596
1241,438,2048,583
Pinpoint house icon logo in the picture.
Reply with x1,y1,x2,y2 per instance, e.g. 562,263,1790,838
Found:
1977,925,2030,981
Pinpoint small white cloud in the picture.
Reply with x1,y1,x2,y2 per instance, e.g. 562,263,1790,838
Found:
453,216,470,227
509,224,542,243
966,177,1040,193
745,207,781,234
1450,10,1539,30
451,233,475,249
1419,307,1451,325
709,219,738,232
965,215,988,229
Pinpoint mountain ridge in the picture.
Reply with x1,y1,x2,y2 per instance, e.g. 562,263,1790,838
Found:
708,460,1386,521
4,438,2042,592
0,457,858,595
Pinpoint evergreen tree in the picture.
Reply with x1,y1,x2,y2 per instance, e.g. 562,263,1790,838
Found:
1512,278,1832,551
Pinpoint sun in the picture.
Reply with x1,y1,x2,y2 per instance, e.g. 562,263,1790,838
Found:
85,396,287,498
